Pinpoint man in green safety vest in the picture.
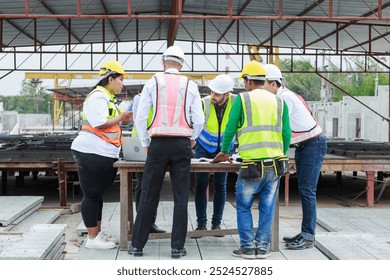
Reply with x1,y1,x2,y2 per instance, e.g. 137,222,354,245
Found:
212,61,292,259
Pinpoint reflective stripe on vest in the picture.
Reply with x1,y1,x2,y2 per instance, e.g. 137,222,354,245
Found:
280,88,323,144
237,89,284,159
148,73,193,137
197,94,236,153
81,86,122,147
132,107,153,137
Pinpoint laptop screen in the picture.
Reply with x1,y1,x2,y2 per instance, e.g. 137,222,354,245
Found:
122,137,147,161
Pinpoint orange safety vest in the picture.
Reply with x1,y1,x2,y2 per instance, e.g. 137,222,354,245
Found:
81,86,122,147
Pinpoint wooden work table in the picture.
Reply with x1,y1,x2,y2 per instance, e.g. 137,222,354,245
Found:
0,159,77,206
114,159,244,251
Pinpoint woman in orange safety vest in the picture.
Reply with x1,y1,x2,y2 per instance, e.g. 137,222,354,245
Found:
71,60,132,250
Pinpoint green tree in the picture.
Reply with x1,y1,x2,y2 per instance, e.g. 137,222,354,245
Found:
330,57,389,101
278,57,388,102
279,59,322,101
0,79,52,114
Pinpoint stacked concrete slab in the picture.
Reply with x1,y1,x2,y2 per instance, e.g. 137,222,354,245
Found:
0,196,44,226
0,196,65,259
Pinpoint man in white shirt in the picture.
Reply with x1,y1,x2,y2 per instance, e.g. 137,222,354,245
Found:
263,64,327,250
129,46,204,259
128,94,166,234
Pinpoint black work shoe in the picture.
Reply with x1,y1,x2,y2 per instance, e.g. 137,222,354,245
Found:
150,223,166,234
191,225,207,239
255,248,270,259
285,236,315,250
211,224,224,237
171,248,187,259
232,247,255,259
282,233,301,243
128,246,143,256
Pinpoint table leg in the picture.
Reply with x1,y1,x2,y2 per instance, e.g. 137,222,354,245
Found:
57,158,67,207
120,169,129,251
128,172,133,231
366,171,375,207
284,173,290,207
271,193,279,252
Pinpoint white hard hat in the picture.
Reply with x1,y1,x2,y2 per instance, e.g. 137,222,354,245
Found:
162,46,185,65
264,64,283,84
208,74,234,94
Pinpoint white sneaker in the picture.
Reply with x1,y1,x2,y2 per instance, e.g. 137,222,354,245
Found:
99,231,119,244
84,233,116,250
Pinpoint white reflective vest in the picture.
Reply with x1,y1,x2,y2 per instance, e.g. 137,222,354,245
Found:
148,73,193,137
279,88,322,144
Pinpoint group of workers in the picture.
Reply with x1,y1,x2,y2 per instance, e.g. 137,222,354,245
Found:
71,45,327,259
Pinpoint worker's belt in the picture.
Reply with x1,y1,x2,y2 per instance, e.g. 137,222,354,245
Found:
240,157,290,180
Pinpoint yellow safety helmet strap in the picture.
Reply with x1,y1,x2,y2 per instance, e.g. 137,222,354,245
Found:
99,60,125,77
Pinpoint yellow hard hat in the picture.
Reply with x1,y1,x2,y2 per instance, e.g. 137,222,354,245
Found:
240,60,267,80
99,60,125,76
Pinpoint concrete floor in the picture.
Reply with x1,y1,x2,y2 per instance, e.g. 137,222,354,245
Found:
1,171,390,260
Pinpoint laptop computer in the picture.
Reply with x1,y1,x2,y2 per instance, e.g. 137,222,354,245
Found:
122,137,147,161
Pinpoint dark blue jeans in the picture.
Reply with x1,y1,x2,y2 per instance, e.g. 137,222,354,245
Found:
294,135,327,241
236,166,280,251
194,144,228,227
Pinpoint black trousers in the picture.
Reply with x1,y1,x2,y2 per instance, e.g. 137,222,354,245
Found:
131,137,192,250
135,172,158,224
71,150,117,227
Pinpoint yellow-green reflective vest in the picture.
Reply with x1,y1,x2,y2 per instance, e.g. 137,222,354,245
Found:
237,89,284,160
197,94,236,153
132,107,153,137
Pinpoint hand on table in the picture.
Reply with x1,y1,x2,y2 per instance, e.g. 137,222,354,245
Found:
211,152,232,163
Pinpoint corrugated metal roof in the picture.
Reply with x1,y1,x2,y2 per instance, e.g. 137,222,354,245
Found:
0,0,389,72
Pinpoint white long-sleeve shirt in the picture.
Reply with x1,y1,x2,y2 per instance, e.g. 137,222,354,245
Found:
277,86,318,132
71,89,121,158
135,68,204,147
131,94,140,121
